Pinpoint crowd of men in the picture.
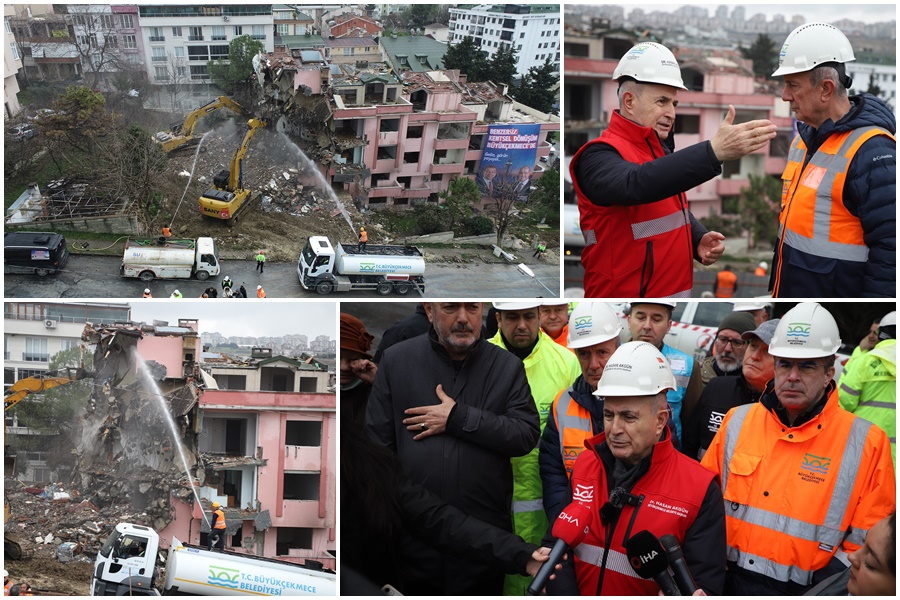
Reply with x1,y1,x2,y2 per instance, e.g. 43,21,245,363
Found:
340,301,896,596
571,23,895,298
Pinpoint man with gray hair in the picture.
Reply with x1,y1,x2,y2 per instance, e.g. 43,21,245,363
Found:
769,23,895,298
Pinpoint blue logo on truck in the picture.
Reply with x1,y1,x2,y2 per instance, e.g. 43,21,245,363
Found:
208,565,239,589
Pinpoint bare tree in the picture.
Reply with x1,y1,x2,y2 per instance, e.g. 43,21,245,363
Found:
487,186,521,248
66,5,120,90
164,54,190,111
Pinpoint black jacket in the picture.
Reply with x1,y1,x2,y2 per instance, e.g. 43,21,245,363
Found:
365,329,540,594
682,373,759,460
373,303,430,363
771,93,895,298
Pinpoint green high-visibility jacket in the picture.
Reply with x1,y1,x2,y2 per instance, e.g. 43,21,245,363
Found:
839,338,896,465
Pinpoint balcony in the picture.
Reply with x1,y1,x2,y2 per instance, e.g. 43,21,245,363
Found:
149,35,165,42
430,162,464,175
188,35,204,41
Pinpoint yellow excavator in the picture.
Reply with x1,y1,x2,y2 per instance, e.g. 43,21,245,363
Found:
4,367,95,560
198,118,267,224
154,96,248,153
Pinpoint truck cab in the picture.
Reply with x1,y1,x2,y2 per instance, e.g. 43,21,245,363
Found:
297,236,337,294
92,523,160,596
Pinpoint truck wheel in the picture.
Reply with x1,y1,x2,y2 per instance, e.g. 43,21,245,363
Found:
139,270,155,282
315,281,334,295
394,282,411,296
34,268,49,277
376,281,393,296
196,271,210,281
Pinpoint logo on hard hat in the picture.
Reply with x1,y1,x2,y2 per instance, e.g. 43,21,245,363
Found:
573,315,593,334
786,322,811,345
630,43,650,55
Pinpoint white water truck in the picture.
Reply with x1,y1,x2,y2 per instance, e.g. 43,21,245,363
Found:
297,235,425,295
91,523,336,596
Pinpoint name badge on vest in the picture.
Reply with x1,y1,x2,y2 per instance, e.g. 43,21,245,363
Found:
801,165,827,189
669,358,686,373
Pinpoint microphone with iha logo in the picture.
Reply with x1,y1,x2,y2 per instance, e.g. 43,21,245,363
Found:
625,530,681,595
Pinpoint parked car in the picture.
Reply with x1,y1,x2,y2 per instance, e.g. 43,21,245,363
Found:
7,124,36,141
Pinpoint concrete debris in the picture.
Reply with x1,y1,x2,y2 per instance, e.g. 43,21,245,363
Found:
179,171,191,177
56,542,80,563
283,172,290,180
253,509,272,532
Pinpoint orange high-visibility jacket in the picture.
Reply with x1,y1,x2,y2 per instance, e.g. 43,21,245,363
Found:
701,385,895,586
714,269,737,298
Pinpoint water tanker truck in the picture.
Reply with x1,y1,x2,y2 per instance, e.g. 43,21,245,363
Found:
297,235,425,295
121,237,220,282
91,523,336,596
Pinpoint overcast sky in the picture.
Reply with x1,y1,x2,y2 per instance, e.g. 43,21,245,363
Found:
128,301,336,339
625,4,895,25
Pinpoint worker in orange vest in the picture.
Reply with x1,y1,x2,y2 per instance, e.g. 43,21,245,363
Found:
4,570,11,595
142,288,152,298
358,227,368,253
713,265,738,298
209,502,227,551
257,285,266,298
754,261,768,276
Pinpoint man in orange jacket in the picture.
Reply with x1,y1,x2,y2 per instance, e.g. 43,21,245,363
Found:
713,265,738,297
702,303,895,595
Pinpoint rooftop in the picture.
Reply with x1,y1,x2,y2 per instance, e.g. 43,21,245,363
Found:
381,35,448,72
325,36,378,48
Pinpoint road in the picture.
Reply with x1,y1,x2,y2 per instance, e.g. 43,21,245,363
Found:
4,254,561,299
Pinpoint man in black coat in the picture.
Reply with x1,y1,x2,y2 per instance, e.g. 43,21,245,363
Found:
365,302,540,595
373,303,431,364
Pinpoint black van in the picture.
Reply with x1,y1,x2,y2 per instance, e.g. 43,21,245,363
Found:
4,232,69,276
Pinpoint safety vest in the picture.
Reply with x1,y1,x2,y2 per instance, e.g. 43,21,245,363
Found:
550,386,599,478
490,330,581,595
257,288,266,298
359,230,368,243
772,126,895,297
4,581,12,595
701,390,896,586
754,266,767,277
256,253,266,263
545,323,569,348
839,338,896,465
570,431,716,595
142,292,152,298
213,508,227,529
661,343,693,446
715,270,737,298
571,110,693,298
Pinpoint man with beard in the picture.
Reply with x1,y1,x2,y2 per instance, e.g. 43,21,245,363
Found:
698,311,757,388
365,302,540,595
683,319,779,459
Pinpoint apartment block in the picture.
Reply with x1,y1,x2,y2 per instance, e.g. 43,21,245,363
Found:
4,5,23,117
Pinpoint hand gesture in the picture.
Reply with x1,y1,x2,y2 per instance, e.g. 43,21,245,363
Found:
710,105,777,162
698,231,725,265
402,384,456,440
349,359,377,385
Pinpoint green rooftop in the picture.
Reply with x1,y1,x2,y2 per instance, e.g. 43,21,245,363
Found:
381,36,448,73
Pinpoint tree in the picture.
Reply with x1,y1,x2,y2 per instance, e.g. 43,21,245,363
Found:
529,167,560,226
739,34,778,80
864,72,884,100
442,35,489,82
489,44,519,87
487,184,521,248
438,176,480,231
738,174,782,249
39,86,117,173
66,5,121,90
405,5,440,29
514,58,558,114
208,35,264,93
164,53,190,111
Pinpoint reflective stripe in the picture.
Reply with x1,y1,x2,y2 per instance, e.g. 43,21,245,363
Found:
726,546,815,586
823,418,871,533
857,399,896,410
728,503,845,547
556,388,591,461
575,543,642,579
787,138,806,162
845,526,867,547
834,549,852,568
513,499,544,513
584,229,597,247
668,288,692,298
782,229,869,261
631,211,687,240
839,382,861,397
720,403,753,493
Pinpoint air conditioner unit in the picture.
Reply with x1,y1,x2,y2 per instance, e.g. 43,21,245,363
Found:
45,320,57,329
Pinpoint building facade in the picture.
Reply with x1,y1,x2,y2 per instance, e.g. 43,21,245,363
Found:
4,5,23,117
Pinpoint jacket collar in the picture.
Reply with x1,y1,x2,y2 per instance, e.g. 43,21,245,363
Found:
608,110,670,155
760,379,838,428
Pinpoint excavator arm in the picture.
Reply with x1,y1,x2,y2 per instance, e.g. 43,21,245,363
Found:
156,96,248,153
4,367,95,411
229,118,267,192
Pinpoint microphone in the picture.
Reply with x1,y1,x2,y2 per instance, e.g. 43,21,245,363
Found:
660,534,698,595
526,503,593,596
625,530,680,596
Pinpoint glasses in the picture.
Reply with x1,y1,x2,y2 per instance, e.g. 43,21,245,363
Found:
715,335,747,348
774,359,823,374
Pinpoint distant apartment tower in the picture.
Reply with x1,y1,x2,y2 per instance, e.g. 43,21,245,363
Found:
4,5,23,116
136,4,274,108
448,4,560,76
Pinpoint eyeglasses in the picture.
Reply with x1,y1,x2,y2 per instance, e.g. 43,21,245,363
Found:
715,335,747,348
774,359,823,374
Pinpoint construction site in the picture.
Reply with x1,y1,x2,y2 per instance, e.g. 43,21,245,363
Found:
4,313,336,595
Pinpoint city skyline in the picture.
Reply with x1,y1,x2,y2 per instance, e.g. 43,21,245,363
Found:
622,4,895,26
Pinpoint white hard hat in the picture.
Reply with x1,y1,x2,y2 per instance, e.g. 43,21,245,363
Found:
224,276,230,281
613,42,687,91
493,302,542,311
3,570,7,577
174,289,180,294
772,23,855,77
733,301,767,312
631,300,677,309
768,302,841,359
144,288,150,294
880,311,896,328
593,341,676,398
568,302,623,350
541,300,569,307
759,261,768,270
257,285,262,290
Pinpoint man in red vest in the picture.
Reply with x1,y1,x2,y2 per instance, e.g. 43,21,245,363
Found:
769,23,895,298
571,42,776,298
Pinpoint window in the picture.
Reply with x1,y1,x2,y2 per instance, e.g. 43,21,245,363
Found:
209,45,228,60
673,114,700,135
177,66,186,78
149,26,164,42
107,35,118,49
283,472,320,500
154,66,167,81
10,42,19,60
5,18,10,34
252,25,265,40
123,34,136,49
24,338,48,362
190,65,209,80
520,32,525,38
276,528,313,555
171,26,182,37
187,46,209,61
174,46,185,58
151,47,167,62
212,25,225,41
101,14,114,29
277,23,289,35
120,14,133,29
285,421,321,446
188,26,203,41
60,339,79,352
233,25,243,36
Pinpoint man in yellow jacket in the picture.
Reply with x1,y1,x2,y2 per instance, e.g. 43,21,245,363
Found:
702,303,895,595
489,302,580,595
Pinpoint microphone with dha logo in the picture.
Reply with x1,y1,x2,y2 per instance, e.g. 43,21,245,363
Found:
625,530,680,596
526,503,593,596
